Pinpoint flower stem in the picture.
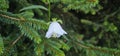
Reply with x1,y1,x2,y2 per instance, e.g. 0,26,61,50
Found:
48,0,51,21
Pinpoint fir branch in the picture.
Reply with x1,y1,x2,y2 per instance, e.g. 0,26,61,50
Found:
0,11,48,43
0,13,48,30
0,14,21,21
18,22,42,44
5,34,23,54
75,42,120,55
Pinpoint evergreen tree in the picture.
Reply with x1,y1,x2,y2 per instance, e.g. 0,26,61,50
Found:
0,0,120,56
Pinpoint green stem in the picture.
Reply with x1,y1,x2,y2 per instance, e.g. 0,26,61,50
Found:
48,0,51,21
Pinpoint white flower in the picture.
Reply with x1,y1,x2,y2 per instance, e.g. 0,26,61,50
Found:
45,22,67,38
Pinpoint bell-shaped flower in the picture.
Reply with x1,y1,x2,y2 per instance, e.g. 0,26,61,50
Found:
45,21,67,38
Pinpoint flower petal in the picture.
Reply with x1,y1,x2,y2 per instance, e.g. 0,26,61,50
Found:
45,22,67,38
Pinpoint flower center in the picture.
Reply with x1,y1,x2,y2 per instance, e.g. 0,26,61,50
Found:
52,32,57,38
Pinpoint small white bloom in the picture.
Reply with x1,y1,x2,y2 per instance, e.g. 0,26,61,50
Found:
45,22,67,38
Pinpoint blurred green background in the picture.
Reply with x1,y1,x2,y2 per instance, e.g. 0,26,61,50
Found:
0,0,120,56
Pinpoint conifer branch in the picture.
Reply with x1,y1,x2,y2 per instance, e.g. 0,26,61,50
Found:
5,34,23,54
0,14,24,21
0,13,48,29
75,42,120,55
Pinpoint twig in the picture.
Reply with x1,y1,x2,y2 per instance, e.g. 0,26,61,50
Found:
11,34,23,47
0,14,25,21
7,34,23,51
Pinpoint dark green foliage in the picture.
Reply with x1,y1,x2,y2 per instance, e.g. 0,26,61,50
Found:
0,0,120,56
42,0,102,14
0,0,9,11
